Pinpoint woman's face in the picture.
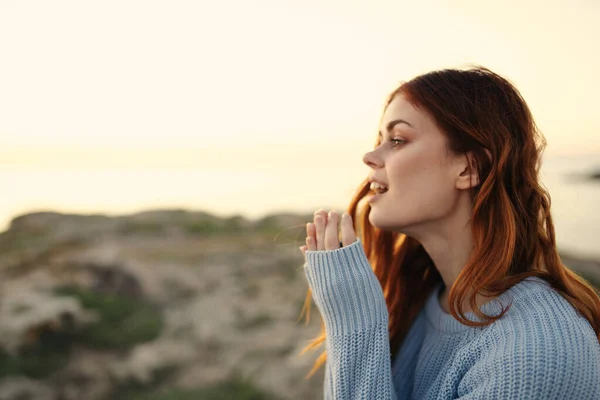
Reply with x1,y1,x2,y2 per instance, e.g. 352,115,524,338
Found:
362,94,469,236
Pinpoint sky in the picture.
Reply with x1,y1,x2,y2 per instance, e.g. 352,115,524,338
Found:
0,0,599,231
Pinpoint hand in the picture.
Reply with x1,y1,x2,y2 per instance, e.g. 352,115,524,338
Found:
299,209,358,261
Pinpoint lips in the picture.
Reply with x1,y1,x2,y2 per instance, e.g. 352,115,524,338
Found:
368,190,386,204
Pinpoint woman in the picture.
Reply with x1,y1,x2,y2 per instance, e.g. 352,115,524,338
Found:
298,66,600,399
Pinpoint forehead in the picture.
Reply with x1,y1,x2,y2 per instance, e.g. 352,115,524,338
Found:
379,94,427,132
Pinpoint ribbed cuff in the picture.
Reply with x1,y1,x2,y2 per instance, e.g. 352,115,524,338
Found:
304,239,389,335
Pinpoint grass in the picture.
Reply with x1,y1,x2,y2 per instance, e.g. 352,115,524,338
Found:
117,222,167,236
54,285,164,349
0,285,165,378
0,285,166,379
0,327,72,379
126,375,281,400
184,215,248,236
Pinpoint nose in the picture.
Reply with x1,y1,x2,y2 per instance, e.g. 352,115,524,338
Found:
363,149,383,169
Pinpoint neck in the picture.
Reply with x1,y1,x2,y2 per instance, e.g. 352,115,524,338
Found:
415,197,475,293
406,194,498,313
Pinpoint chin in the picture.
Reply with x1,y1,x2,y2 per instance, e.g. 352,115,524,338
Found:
368,211,395,231
368,210,413,235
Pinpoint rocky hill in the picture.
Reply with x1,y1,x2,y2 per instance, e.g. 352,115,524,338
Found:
0,209,323,400
0,209,598,400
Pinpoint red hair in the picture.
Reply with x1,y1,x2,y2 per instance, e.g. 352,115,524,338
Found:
298,65,600,379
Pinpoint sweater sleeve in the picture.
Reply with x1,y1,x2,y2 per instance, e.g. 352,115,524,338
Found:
304,239,399,400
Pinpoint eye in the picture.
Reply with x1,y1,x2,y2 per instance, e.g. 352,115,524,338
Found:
389,138,406,148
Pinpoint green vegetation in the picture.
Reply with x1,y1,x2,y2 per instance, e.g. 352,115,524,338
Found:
254,216,280,235
0,329,71,379
223,215,247,231
127,375,281,400
117,221,167,236
184,219,223,235
0,266,166,380
0,285,165,379
54,286,164,349
112,211,309,242
184,215,247,236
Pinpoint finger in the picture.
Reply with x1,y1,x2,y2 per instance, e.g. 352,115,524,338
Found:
341,212,358,247
313,209,328,249
299,245,307,260
306,222,316,244
325,210,340,250
314,209,328,229
306,236,316,251
314,213,327,251
314,208,327,216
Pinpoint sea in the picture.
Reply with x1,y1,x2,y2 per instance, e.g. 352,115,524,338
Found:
0,154,598,258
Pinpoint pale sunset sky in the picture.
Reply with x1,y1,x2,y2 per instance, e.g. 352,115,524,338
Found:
0,0,599,231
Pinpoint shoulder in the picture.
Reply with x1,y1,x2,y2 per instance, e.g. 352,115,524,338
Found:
486,277,598,348
457,278,600,398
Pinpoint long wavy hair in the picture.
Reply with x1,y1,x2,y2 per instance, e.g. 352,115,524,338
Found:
297,65,600,379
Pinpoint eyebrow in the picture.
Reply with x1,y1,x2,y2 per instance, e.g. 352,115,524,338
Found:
377,119,414,138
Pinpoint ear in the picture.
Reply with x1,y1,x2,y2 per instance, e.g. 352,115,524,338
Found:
456,152,480,190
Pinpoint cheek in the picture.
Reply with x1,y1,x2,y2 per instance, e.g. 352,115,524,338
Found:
387,151,438,188
388,156,454,203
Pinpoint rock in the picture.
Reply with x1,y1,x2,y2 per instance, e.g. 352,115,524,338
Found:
109,339,197,385
0,210,332,399
71,262,145,300
0,273,99,354
0,376,56,400
51,350,115,400
6,212,117,243
57,240,205,305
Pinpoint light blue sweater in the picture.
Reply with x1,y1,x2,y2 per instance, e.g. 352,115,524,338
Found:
304,238,600,399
